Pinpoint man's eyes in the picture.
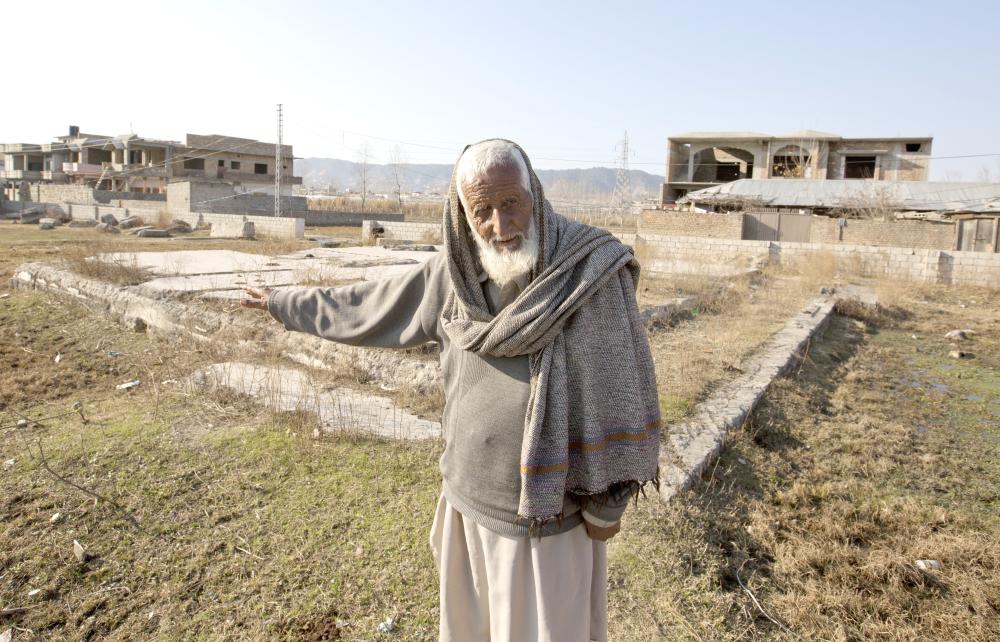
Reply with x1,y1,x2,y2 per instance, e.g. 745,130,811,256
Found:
473,198,517,217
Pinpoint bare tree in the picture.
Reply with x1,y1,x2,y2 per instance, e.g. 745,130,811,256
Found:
356,140,372,212
389,144,406,211
834,184,900,220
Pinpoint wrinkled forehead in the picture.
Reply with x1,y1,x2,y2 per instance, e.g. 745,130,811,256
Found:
461,164,530,205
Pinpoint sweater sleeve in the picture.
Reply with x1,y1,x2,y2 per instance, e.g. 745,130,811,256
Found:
581,486,634,527
265,255,444,349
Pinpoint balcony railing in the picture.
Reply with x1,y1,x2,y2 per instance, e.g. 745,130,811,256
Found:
0,169,42,180
62,162,103,176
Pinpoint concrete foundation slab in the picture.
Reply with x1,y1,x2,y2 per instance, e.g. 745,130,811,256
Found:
191,362,440,440
96,247,434,296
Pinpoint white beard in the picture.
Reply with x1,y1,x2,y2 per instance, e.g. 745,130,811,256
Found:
469,219,539,286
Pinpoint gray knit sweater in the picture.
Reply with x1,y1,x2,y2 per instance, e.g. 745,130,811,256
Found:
267,252,631,537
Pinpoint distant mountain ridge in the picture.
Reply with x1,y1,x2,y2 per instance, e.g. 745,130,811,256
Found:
295,158,664,202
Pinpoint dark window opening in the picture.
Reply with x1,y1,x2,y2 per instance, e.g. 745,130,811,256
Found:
845,156,876,179
905,143,922,153
218,159,225,167
231,161,241,170
183,158,205,170
90,149,112,164
254,163,267,175
715,162,740,182
27,161,44,171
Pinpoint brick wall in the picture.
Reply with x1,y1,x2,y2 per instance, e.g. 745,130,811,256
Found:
811,217,955,250
636,234,1000,288
94,190,165,204
638,210,743,239
30,184,96,205
637,234,770,277
167,180,306,216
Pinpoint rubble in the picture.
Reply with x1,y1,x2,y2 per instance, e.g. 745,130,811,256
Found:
136,229,171,238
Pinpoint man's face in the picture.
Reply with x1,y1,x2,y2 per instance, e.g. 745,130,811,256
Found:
461,163,533,253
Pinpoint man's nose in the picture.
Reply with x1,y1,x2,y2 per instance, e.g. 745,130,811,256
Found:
490,210,515,238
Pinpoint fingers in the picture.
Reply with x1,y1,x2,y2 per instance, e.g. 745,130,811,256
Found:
241,287,270,311
241,298,268,310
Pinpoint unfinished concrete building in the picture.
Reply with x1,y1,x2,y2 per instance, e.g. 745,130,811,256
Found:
1,126,300,197
661,130,933,204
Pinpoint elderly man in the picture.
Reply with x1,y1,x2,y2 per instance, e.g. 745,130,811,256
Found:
244,139,660,642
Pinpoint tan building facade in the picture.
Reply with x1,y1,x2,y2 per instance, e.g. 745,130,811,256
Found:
1,126,300,195
661,130,932,204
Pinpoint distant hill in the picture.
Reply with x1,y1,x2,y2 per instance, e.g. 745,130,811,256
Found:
295,158,663,202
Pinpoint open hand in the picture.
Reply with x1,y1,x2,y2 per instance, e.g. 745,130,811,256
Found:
241,287,273,311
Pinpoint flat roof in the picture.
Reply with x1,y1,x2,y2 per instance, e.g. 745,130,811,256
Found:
680,178,1000,213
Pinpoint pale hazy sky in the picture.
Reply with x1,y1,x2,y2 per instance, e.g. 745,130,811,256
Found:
5,0,999,179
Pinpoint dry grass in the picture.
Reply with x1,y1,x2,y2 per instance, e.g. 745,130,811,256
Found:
610,285,1000,641
3,223,998,640
646,267,820,423
306,196,441,221
61,241,154,286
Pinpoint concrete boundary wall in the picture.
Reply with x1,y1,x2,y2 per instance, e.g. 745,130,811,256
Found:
362,219,441,243
305,211,405,227
640,209,959,251
637,233,1000,288
167,212,305,239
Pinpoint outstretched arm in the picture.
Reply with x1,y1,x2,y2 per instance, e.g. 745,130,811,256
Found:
243,256,444,350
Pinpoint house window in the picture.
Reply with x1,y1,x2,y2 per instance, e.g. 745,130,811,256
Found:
183,158,205,170
218,159,225,167
905,143,922,153
231,161,241,170
254,163,267,175
845,156,876,179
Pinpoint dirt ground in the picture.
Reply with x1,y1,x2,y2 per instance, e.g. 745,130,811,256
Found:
1,224,998,641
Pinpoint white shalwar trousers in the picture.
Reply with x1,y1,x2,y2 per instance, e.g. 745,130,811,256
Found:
429,494,608,642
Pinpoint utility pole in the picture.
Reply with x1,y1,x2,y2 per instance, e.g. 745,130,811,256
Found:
610,130,632,227
275,103,283,217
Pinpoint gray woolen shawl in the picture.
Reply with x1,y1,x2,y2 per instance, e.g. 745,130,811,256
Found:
441,140,661,527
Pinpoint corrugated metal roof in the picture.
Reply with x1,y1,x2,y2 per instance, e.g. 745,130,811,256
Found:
680,179,1000,213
